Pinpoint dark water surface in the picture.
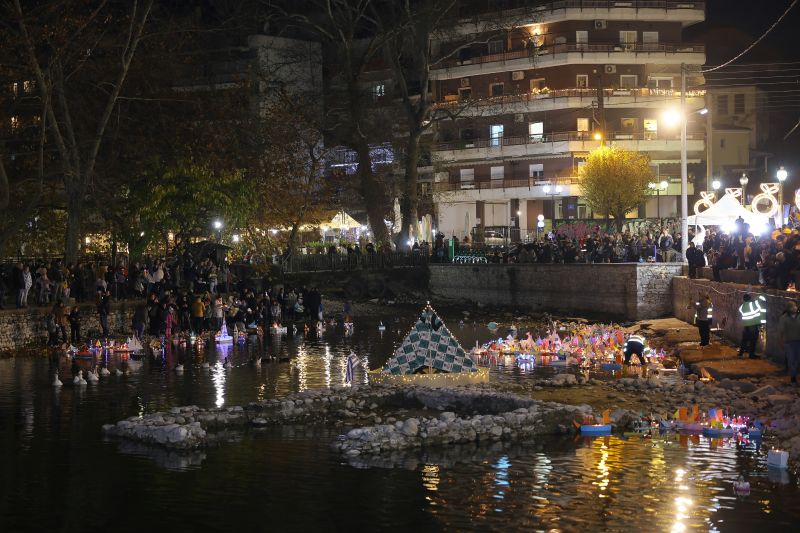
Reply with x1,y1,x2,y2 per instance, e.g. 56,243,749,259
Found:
0,309,798,532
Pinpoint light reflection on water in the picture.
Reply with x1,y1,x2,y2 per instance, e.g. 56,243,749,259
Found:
0,309,798,532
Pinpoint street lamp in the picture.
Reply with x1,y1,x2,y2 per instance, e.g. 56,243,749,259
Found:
537,214,545,240
711,179,721,192
648,180,669,219
739,173,749,206
213,219,223,243
777,166,788,227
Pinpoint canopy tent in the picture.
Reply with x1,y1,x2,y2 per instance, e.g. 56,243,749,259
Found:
687,193,768,230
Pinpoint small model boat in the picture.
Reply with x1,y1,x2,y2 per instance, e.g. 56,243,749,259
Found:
581,424,612,436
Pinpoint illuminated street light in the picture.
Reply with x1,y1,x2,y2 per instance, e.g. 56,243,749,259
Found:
593,132,603,141
213,220,222,230
232,234,240,243
739,174,749,206
712,180,721,191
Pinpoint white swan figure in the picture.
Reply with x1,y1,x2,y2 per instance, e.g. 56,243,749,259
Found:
114,368,123,376
99,367,110,376
201,361,210,369
52,371,63,387
175,363,184,372
86,369,99,383
73,370,87,386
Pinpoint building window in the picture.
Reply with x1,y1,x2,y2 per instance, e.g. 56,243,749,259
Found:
371,83,385,100
644,118,658,140
488,39,504,55
720,138,726,149
529,121,543,142
10,116,19,130
490,124,504,146
620,118,637,132
23,80,34,93
530,78,546,92
734,93,745,114
647,77,673,90
460,168,474,182
642,31,659,50
577,118,589,132
619,75,637,89
619,31,637,47
529,163,544,179
576,30,588,49
458,87,472,100
717,94,729,115
490,83,504,97
10,82,18,96
490,166,504,180
460,128,474,141
576,74,589,88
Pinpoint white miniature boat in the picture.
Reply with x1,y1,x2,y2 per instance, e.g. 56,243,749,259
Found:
127,336,143,352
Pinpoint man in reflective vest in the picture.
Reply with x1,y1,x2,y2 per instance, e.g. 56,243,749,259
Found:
738,293,766,359
693,294,713,346
623,334,647,365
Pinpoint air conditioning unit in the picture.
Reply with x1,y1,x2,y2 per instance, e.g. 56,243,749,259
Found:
512,70,524,81
604,64,617,74
594,20,607,29
514,113,524,123
460,77,470,87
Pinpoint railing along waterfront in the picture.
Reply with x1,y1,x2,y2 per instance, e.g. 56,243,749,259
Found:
280,251,430,273
454,0,705,21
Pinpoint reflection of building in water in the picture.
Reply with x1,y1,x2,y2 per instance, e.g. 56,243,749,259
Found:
420,437,729,531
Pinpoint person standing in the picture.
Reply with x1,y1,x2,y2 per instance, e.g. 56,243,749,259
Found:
98,290,111,338
693,294,713,346
22,265,32,307
738,293,767,359
191,296,205,333
68,306,81,344
686,242,705,279
779,300,800,384
13,263,25,308
132,304,146,339
53,301,68,343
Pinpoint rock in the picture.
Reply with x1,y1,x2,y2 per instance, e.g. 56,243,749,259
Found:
749,385,778,399
490,425,503,438
552,373,577,386
401,418,419,437
440,412,456,422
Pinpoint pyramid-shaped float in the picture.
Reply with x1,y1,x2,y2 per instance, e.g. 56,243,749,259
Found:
383,303,479,375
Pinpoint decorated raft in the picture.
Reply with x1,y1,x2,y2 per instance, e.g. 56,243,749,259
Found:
369,303,488,387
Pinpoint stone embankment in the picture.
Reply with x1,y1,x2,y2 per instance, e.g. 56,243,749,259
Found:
0,301,137,352
102,384,591,452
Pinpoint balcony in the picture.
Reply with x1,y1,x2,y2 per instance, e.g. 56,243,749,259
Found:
432,130,705,162
433,87,706,117
449,1,705,35
430,42,705,80
432,177,583,201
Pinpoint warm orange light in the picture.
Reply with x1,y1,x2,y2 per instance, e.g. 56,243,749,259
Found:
593,132,603,141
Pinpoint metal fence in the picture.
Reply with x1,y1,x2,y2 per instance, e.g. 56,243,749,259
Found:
279,251,431,273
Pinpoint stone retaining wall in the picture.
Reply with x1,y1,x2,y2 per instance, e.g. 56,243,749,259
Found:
429,263,682,321
0,302,138,352
672,277,800,361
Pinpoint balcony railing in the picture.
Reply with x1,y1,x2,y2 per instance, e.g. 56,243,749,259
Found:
433,177,581,193
455,0,705,21
433,130,704,152
433,42,705,70
434,87,706,110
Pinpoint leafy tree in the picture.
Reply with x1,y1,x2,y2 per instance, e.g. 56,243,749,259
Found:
579,146,654,231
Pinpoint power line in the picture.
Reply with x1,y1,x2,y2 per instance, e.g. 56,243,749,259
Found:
701,0,799,73
703,61,800,69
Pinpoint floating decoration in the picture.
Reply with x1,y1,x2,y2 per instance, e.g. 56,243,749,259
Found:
693,191,716,215
370,302,488,387
751,183,780,218
216,319,234,343
767,449,789,469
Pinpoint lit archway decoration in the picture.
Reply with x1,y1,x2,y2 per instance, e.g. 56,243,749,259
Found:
751,183,780,218
725,188,742,199
795,189,800,210
693,191,716,215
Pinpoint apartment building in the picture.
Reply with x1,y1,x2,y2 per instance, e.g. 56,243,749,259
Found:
428,0,708,242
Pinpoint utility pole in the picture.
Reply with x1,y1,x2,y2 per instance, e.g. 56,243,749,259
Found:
595,69,606,143
680,63,689,263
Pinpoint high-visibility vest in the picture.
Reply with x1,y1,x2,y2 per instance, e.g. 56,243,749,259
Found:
739,296,767,326
695,301,713,321
625,335,646,350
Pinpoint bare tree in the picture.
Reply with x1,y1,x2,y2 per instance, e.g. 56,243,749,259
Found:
4,0,154,262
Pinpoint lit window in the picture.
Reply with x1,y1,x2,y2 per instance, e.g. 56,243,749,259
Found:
577,118,589,132
23,80,33,93
10,116,19,130
490,166,504,180
576,74,589,88
529,163,544,178
460,168,474,181
371,83,385,100
529,121,543,141
11,82,18,96
489,124,504,146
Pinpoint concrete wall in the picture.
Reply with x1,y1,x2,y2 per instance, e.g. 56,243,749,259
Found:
429,263,682,320
673,277,800,361
0,302,137,352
